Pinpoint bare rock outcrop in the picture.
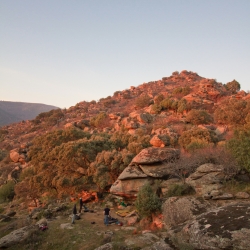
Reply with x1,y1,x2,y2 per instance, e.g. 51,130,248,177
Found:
131,147,180,165
0,225,38,248
118,166,147,180
168,202,250,250
110,147,180,197
162,196,210,228
186,163,233,197
9,150,20,163
110,178,149,198
149,135,169,147
139,162,172,178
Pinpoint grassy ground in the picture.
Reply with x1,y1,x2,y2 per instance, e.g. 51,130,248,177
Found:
1,204,158,250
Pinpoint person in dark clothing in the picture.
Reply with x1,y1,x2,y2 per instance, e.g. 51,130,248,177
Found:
72,204,77,224
103,205,110,226
79,198,84,213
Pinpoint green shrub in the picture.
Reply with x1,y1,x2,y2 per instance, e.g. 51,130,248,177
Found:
166,183,195,197
0,149,7,161
135,183,162,218
0,206,4,213
172,86,191,97
90,112,110,128
222,179,250,194
0,181,15,202
177,98,189,114
186,109,213,125
214,99,250,126
32,109,64,126
135,94,151,108
226,129,250,171
154,94,165,105
225,79,241,94
151,104,162,114
160,98,174,110
179,127,218,151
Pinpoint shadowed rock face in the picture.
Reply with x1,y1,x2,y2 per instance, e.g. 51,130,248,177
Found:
110,178,150,198
168,202,250,250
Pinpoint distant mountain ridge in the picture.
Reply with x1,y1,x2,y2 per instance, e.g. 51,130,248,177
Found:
0,101,59,127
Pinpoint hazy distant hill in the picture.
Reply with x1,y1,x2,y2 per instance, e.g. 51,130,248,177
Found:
0,101,59,127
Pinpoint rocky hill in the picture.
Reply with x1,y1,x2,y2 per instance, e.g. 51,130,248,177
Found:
0,70,250,249
0,101,59,127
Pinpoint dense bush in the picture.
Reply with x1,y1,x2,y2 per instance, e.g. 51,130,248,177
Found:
0,181,15,202
172,86,191,97
0,149,7,162
89,149,134,190
214,99,250,126
151,104,162,114
177,98,190,114
135,183,162,218
166,183,195,197
225,80,241,94
178,127,218,151
32,109,64,126
154,94,165,105
160,98,174,110
186,109,213,125
135,94,151,108
90,112,110,128
227,129,250,171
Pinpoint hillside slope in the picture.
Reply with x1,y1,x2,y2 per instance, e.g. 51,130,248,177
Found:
0,101,59,126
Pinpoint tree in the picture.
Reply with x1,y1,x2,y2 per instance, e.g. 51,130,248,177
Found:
225,80,241,94
135,183,162,218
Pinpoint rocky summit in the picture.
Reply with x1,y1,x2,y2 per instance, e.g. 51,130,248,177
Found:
0,70,250,249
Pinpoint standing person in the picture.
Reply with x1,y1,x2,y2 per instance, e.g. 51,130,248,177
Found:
79,198,83,213
103,205,110,226
72,204,77,224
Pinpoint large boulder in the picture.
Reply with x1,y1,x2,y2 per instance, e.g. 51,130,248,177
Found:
0,225,38,248
118,166,147,180
168,202,250,250
9,150,20,163
162,197,210,228
139,162,172,178
110,178,149,198
131,147,180,165
150,135,170,147
186,163,231,196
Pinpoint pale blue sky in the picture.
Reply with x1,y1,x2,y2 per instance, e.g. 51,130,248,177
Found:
1,0,249,108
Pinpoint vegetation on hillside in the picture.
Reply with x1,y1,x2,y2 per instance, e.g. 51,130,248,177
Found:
0,71,249,210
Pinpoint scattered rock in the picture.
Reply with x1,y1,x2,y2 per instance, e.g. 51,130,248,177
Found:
60,223,74,229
